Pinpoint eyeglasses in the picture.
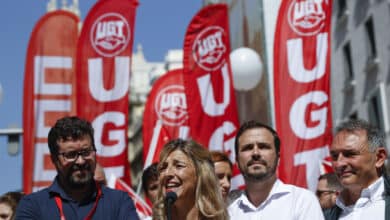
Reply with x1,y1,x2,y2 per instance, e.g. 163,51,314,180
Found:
316,189,337,197
58,148,96,162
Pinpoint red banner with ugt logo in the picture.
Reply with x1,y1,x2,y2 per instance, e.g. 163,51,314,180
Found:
183,4,242,188
23,11,79,193
76,0,138,185
142,69,189,168
273,0,333,191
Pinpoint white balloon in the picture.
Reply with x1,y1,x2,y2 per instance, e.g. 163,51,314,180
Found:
229,47,263,91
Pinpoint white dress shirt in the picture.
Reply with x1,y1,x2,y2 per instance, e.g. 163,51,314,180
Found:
336,177,385,220
228,179,324,220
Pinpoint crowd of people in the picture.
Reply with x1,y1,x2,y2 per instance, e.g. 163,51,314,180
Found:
1,116,388,219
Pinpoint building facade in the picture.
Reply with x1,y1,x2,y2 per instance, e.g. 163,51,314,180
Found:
331,0,390,147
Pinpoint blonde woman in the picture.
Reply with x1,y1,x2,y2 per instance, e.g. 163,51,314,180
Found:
153,139,229,220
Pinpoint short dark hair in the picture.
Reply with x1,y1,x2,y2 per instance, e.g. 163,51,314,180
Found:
142,162,159,193
48,116,95,156
235,120,280,156
336,119,386,152
318,173,343,191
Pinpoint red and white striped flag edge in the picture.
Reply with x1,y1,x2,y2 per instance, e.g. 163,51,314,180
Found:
319,158,334,175
23,10,79,193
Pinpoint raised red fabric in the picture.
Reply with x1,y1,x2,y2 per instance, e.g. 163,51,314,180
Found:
23,11,79,194
142,69,189,168
76,0,139,186
273,0,333,190
183,4,241,188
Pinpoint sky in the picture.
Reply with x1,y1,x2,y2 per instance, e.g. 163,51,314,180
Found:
0,0,202,195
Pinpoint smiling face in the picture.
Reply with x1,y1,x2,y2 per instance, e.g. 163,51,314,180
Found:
214,161,232,199
237,127,279,182
330,129,386,191
53,135,96,189
159,150,197,203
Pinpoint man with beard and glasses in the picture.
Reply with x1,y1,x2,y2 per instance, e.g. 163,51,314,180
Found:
316,173,342,210
15,116,139,220
324,119,388,220
228,120,324,219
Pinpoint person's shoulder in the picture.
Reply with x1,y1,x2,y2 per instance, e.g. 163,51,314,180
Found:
99,186,139,218
227,189,243,206
280,182,324,218
15,187,52,218
227,192,244,210
101,185,125,195
101,186,131,201
283,182,315,194
21,187,51,201
280,182,318,201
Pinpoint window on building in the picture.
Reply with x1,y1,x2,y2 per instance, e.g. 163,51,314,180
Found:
349,112,358,120
369,95,382,129
337,0,347,18
343,42,354,81
368,83,389,132
364,17,377,60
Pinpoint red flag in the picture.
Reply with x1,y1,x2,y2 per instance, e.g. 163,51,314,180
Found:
142,69,189,168
183,4,241,188
23,10,79,193
108,175,152,218
273,0,333,191
76,0,138,185
319,158,334,175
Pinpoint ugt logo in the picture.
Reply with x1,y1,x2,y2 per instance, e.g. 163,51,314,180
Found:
287,0,328,36
192,26,227,71
90,13,131,57
155,85,188,126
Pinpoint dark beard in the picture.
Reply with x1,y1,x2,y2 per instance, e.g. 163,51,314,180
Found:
243,169,275,182
241,158,278,182
67,164,94,188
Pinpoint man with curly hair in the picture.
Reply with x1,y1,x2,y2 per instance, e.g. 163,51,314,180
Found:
15,116,139,220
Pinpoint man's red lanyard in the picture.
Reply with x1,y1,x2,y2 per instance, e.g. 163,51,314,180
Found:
54,184,102,220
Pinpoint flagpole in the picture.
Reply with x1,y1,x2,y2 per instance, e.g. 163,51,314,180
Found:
144,120,163,169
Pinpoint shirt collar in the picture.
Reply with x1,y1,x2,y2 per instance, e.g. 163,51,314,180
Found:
48,176,72,200
238,179,290,211
48,176,101,203
336,176,384,211
361,176,384,200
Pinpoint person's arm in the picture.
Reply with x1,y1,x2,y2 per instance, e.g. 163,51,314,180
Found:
14,196,41,220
